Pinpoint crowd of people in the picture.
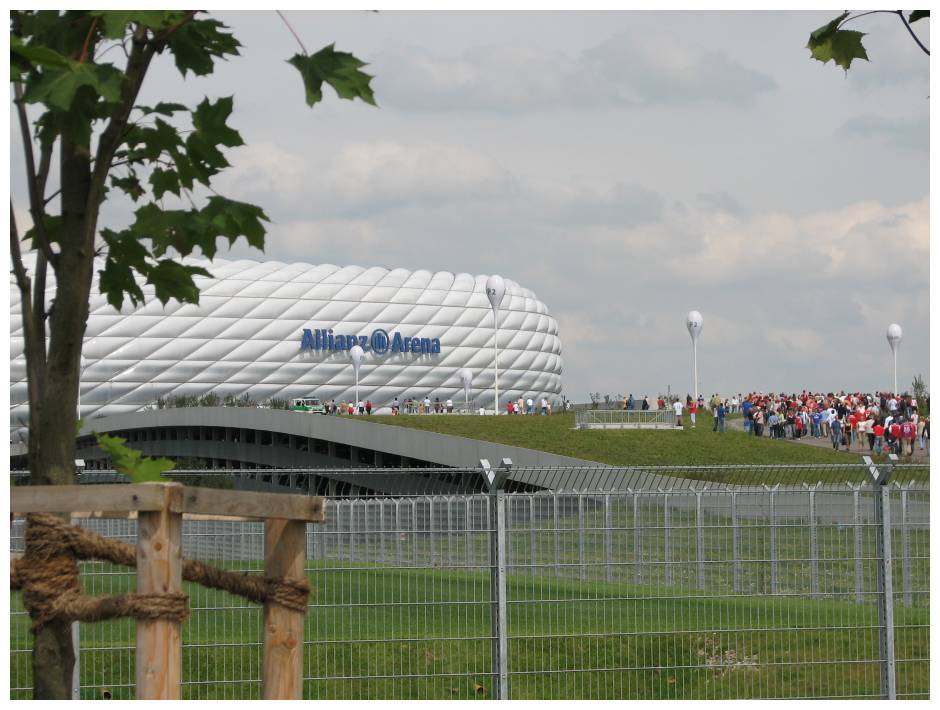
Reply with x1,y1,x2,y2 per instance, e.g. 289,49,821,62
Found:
321,394,566,416
670,391,929,456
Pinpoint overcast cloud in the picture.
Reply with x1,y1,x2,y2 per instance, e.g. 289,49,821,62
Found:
9,10,930,401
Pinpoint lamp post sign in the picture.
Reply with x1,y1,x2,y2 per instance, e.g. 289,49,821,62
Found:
485,275,506,415
349,344,364,410
886,323,902,395
459,368,473,412
686,310,703,402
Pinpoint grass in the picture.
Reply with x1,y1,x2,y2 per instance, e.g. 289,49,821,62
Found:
363,411,922,471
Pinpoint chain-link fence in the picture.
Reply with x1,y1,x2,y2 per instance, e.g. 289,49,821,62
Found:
10,462,929,699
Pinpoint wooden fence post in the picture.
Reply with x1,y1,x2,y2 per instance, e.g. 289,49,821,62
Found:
136,483,184,700
263,518,307,699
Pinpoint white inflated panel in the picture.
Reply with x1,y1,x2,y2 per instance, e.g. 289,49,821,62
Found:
10,255,563,431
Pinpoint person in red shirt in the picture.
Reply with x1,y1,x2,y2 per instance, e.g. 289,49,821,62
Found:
847,413,857,448
900,419,916,456
506,400,513,416
873,421,885,453
888,421,902,455
689,400,698,428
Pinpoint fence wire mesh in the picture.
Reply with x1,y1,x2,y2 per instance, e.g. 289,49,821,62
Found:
9,463,929,700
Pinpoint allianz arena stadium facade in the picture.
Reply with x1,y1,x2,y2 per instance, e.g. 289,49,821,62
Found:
10,256,563,433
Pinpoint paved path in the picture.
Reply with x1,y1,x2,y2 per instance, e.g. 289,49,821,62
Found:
727,417,930,462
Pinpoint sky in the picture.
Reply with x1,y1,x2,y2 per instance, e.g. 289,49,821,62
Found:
9,10,931,402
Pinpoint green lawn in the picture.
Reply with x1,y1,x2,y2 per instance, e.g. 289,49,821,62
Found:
11,554,928,700
10,508,929,699
363,411,909,468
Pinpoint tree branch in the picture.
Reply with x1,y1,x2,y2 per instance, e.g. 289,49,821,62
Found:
896,10,930,55
276,10,308,55
13,83,57,266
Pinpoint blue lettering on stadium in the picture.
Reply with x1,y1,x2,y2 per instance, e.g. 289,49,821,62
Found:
300,328,441,355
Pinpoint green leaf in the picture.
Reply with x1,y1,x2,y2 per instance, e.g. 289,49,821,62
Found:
288,44,377,108
95,433,174,483
192,96,243,148
111,174,146,201
146,260,212,305
202,196,269,251
167,18,240,77
807,14,869,72
11,34,71,72
24,215,61,246
21,60,123,111
149,167,181,199
808,12,850,46
89,10,185,39
138,102,189,116
908,11,929,23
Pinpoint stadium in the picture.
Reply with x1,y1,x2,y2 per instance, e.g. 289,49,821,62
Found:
9,256,564,437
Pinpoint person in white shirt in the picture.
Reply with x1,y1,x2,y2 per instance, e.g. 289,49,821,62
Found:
526,397,534,414
540,397,548,415
445,398,453,413
672,399,684,427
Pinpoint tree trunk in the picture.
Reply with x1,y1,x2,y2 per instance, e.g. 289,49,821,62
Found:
26,121,95,702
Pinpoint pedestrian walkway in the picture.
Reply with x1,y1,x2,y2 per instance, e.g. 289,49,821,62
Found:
727,417,930,462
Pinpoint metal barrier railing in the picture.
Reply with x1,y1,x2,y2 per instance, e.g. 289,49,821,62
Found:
575,408,673,429
10,459,929,700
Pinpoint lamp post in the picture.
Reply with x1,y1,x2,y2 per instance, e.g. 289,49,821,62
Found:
459,368,473,413
485,275,506,415
686,311,703,403
886,324,902,395
349,344,364,412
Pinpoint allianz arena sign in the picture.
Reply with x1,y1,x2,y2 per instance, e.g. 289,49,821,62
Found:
301,327,442,355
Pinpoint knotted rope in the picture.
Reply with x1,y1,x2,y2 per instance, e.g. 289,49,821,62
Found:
11,513,310,629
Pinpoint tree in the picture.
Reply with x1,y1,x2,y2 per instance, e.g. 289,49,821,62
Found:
806,10,929,71
10,10,375,698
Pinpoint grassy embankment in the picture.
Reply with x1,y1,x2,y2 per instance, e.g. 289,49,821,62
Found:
365,411,902,467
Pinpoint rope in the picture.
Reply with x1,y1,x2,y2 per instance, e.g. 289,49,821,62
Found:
11,513,311,629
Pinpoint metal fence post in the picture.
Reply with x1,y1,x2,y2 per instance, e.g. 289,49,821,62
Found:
447,496,456,570
807,485,819,598
530,496,538,577
604,494,613,583
866,456,897,699
578,495,587,581
852,485,864,604
695,489,705,591
379,499,387,565
900,484,911,608
429,497,437,566
553,493,561,578
662,490,672,587
490,489,509,700
633,491,641,585
769,485,778,595
465,497,473,570
731,491,740,593
71,621,80,700
396,499,403,567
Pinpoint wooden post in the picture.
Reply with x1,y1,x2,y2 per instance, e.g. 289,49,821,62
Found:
263,518,306,699
136,483,184,700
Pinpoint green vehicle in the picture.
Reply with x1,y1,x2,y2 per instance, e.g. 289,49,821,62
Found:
289,397,326,414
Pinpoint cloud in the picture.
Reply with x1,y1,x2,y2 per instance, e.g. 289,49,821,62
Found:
581,32,777,106
841,114,929,150
375,32,776,113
